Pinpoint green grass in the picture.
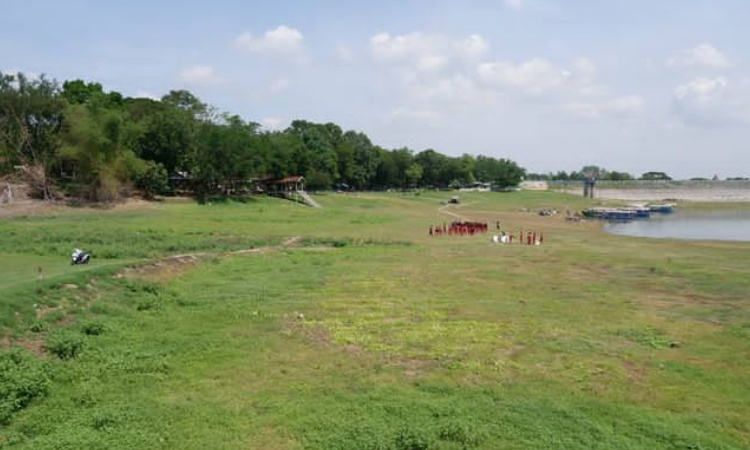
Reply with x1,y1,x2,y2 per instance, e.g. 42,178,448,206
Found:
1,191,749,449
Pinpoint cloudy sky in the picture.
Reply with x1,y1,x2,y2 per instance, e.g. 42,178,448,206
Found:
2,0,749,178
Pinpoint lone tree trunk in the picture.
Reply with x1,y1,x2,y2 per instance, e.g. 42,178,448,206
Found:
19,164,57,200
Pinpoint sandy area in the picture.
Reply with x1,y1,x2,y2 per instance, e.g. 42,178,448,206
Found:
0,197,160,218
0,200,63,218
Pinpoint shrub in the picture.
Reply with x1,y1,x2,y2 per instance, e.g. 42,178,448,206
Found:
46,331,84,360
395,428,432,450
28,320,48,333
136,297,160,312
81,321,106,336
438,421,484,448
0,349,50,424
134,160,169,199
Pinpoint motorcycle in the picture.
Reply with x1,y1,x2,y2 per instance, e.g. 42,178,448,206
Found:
71,249,91,265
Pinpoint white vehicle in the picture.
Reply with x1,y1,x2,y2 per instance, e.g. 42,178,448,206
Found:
71,249,91,265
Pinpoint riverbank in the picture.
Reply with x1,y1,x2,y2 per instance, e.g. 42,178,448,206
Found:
1,191,748,449
558,187,750,202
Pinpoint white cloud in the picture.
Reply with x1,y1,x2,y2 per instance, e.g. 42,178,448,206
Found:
370,32,489,71
572,57,598,82
666,44,731,69
605,95,646,117
673,77,750,126
674,77,727,99
390,106,440,124
179,65,222,85
563,95,645,122
456,35,490,59
562,102,600,121
235,25,305,56
260,117,287,131
269,77,290,93
477,58,572,95
336,43,355,62
504,0,525,9
408,74,478,104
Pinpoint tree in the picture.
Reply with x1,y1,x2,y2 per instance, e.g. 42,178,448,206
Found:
0,72,65,199
287,120,341,183
61,103,139,201
135,105,196,175
415,149,448,187
62,79,123,108
134,160,168,199
344,131,379,189
8,71,535,199
640,171,672,181
405,163,423,188
494,158,526,188
62,80,104,105
161,90,207,119
605,171,633,181
390,147,416,188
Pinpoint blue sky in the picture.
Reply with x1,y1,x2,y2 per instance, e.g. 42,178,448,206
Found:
2,0,749,178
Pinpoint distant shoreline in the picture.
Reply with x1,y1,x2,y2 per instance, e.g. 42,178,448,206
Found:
557,187,750,202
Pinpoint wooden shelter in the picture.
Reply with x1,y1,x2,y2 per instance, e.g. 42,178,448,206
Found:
261,175,305,194
256,175,320,208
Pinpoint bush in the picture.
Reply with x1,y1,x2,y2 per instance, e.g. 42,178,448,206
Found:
46,331,84,359
134,160,168,199
0,349,50,424
81,321,106,336
28,320,48,333
395,428,432,450
438,421,484,448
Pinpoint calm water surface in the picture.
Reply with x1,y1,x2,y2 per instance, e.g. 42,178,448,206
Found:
605,209,750,241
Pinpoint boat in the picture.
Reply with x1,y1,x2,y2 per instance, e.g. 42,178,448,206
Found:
623,206,651,218
647,203,675,213
582,207,638,220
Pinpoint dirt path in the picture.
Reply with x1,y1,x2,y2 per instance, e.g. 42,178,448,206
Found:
121,236,304,280
438,203,472,221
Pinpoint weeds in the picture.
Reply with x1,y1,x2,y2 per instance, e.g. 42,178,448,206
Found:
45,331,84,360
0,349,49,424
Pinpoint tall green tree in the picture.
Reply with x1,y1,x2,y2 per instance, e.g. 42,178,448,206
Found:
61,102,141,201
415,149,448,187
344,131,380,189
134,104,195,175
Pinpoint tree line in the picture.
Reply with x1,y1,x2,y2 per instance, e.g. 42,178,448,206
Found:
0,72,526,201
526,166,672,182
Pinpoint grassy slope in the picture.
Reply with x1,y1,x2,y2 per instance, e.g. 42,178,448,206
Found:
1,192,749,449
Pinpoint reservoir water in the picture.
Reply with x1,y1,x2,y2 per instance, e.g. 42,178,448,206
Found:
605,209,750,242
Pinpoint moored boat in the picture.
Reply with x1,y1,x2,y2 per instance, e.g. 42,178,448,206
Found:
647,203,675,213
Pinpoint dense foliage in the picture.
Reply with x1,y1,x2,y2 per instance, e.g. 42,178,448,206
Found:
0,349,50,425
0,72,526,200
527,166,677,182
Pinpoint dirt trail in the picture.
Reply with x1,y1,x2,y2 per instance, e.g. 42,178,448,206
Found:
438,203,471,221
121,236,304,280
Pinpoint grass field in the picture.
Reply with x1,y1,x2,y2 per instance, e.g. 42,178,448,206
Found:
1,192,749,449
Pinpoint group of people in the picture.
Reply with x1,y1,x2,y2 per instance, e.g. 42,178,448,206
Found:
492,230,544,245
429,221,489,237
428,220,545,246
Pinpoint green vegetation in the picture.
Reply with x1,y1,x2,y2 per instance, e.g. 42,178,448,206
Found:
1,72,525,201
1,191,749,449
